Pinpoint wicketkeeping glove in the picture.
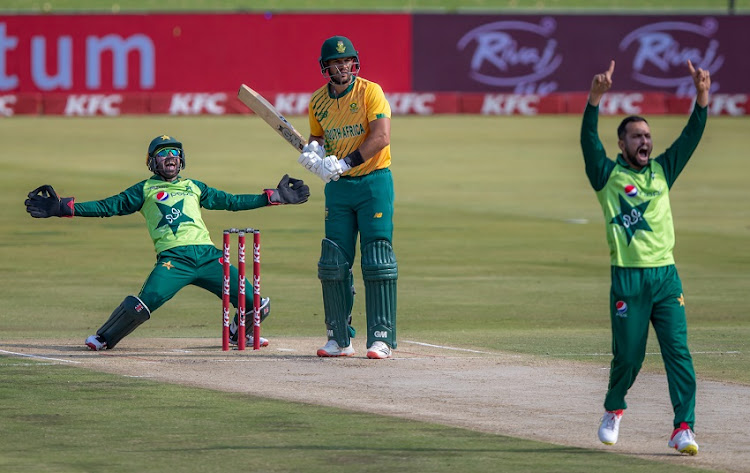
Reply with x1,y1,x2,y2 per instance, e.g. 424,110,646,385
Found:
25,185,75,218
265,174,310,205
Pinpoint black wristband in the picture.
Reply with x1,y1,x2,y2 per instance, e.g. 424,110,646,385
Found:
343,149,365,168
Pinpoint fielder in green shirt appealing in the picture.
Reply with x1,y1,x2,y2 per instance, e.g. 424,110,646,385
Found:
581,60,710,456
25,135,310,351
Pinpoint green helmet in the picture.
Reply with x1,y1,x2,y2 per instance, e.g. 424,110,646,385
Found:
319,36,360,78
146,134,185,174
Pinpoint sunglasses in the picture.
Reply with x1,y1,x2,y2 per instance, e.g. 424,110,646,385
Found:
155,148,181,158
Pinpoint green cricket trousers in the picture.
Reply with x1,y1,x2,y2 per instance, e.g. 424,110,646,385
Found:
605,265,696,429
137,245,253,313
324,168,394,265
321,168,397,349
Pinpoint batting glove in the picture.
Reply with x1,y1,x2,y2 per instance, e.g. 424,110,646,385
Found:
298,151,322,172
302,141,325,159
317,156,351,182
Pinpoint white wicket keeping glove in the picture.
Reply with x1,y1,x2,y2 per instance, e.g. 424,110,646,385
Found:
298,151,322,173
302,141,325,159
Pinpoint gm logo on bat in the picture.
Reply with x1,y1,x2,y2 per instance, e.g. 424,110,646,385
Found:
278,124,304,149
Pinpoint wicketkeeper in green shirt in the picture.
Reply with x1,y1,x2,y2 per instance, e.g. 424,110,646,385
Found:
581,60,710,456
24,135,310,351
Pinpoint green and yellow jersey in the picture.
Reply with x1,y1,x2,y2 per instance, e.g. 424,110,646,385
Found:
308,77,391,177
74,175,268,254
580,103,707,267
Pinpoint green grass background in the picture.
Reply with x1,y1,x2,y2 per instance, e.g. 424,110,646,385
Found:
2,114,747,379
1,2,748,471
1,113,747,472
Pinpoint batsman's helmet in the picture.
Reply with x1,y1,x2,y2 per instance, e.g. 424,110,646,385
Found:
146,135,185,174
319,36,360,74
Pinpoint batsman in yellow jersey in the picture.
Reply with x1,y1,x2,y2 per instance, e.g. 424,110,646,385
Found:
298,36,396,359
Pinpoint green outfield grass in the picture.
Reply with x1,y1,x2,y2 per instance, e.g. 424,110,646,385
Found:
2,114,747,381
2,0,749,12
1,114,747,472
0,357,717,473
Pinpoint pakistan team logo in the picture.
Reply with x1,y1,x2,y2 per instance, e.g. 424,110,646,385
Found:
156,200,194,236
610,194,652,245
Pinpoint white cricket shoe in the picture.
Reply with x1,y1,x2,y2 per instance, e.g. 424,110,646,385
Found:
85,335,106,351
248,336,269,348
230,335,269,348
229,298,270,347
598,409,623,445
366,341,392,359
316,340,355,357
668,422,699,455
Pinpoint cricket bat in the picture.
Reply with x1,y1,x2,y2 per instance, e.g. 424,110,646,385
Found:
237,84,307,152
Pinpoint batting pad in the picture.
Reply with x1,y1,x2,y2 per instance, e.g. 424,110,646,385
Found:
318,239,353,348
361,240,398,349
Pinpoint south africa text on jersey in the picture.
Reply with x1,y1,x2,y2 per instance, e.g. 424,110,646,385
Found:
325,124,365,141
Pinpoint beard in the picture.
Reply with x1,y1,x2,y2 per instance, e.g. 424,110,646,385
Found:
329,71,352,85
622,146,650,169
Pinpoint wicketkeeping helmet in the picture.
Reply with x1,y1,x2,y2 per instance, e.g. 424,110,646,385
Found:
146,134,185,174
319,36,360,81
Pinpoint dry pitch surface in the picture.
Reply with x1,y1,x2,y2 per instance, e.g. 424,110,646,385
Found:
2,337,748,472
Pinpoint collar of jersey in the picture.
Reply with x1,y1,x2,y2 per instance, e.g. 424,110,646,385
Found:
327,77,356,99
616,154,651,173
150,174,182,182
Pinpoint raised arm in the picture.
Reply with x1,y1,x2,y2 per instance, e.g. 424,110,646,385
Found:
581,61,617,191
688,60,711,108
655,61,710,187
588,60,615,107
